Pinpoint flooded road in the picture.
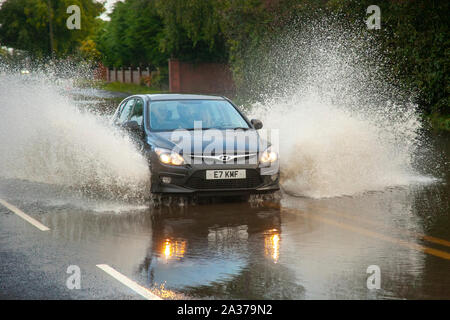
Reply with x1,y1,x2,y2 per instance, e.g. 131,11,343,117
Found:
0,90,449,300
1,134,449,299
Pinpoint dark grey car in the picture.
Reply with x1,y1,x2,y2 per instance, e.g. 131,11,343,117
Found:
112,94,279,197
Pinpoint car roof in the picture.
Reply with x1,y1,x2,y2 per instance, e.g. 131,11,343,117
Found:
143,94,225,101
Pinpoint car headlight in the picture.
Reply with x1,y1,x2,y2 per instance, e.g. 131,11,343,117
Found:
155,148,185,166
260,147,278,164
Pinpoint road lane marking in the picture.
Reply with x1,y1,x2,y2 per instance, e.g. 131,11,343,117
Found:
0,199,50,231
96,264,162,300
309,213,450,260
310,203,450,249
422,235,450,248
271,203,450,260
280,191,450,249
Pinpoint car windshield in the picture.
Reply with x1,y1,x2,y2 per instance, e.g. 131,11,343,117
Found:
149,100,250,131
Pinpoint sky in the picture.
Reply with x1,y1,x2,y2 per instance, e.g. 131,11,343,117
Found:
100,0,122,20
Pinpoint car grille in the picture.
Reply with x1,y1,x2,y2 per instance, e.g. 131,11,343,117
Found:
186,153,258,165
186,169,263,190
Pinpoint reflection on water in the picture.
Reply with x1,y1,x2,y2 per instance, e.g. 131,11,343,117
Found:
161,238,187,261
146,208,246,289
138,202,305,299
265,229,281,263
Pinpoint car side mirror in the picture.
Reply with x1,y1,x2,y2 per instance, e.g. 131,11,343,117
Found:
122,121,142,134
251,119,263,130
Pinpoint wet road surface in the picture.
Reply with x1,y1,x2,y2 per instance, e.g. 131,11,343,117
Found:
1,175,449,300
0,92,449,300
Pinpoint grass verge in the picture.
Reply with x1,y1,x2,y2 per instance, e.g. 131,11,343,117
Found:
75,79,165,95
101,81,166,95
428,114,450,132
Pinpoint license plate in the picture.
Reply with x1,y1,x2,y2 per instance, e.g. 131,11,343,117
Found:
206,170,246,180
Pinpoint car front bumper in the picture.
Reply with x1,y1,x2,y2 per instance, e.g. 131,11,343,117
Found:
150,155,280,196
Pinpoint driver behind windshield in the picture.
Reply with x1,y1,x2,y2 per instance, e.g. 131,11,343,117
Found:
176,103,201,129
151,104,172,130
150,100,249,131
177,103,214,129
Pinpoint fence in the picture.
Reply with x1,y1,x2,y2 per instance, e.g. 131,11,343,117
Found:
106,67,154,85
104,60,235,95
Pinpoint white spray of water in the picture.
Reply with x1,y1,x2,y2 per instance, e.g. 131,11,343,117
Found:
0,69,150,200
256,94,425,198
248,19,434,198
0,18,435,201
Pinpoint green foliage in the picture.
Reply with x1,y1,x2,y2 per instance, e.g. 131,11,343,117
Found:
326,0,449,116
0,47,7,57
385,0,448,116
217,0,448,117
429,114,450,131
0,0,104,58
154,0,227,62
1,0,447,126
78,38,101,62
96,0,168,67
215,0,310,93
0,0,48,58
151,66,169,90
100,81,165,95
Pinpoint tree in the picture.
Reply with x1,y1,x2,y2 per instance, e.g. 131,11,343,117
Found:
154,0,227,62
79,38,101,62
327,0,449,115
96,0,168,67
0,0,104,58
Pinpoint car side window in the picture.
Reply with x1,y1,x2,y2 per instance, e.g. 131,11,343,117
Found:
129,98,144,125
118,99,135,124
114,101,126,123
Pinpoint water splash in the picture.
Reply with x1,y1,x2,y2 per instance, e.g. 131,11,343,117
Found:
0,63,150,201
247,17,434,198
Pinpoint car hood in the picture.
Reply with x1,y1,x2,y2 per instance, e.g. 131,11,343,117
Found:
149,130,266,154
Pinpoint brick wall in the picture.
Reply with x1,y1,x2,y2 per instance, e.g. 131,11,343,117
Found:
94,63,107,80
169,59,235,95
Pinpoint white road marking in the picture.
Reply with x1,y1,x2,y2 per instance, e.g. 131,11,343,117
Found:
96,264,162,300
0,199,50,231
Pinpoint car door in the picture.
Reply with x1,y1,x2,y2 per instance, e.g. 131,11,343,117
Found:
127,98,147,151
